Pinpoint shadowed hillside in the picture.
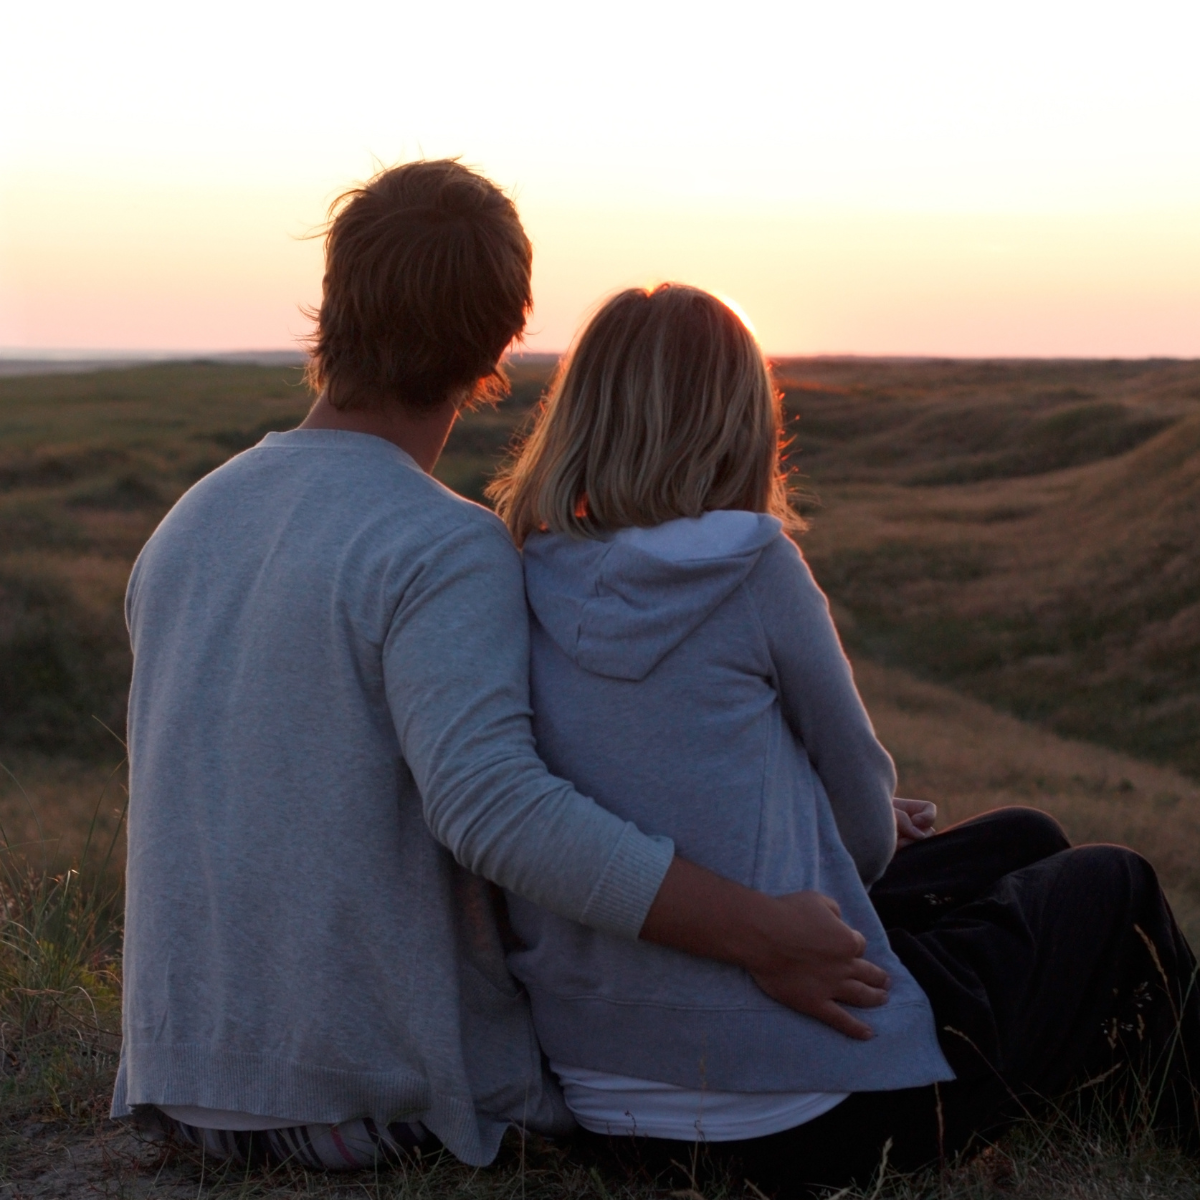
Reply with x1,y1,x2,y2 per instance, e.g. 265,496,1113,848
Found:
0,361,312,756
781,357,1200,777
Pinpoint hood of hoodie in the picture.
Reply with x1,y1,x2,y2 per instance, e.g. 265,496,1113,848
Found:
523,511,781,682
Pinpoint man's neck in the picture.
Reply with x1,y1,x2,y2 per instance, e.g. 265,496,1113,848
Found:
298,392,460,474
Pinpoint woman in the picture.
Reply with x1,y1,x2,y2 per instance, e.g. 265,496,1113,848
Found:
489,283,1200,1194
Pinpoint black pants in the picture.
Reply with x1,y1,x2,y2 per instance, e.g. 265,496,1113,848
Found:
587,809,1200,1197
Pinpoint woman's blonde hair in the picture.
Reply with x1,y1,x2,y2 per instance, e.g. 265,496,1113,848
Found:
489,283,802,546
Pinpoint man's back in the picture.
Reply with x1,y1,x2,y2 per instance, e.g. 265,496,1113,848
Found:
115,428,672,1164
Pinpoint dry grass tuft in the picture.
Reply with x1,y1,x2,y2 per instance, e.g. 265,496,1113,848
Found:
0,809,124,1196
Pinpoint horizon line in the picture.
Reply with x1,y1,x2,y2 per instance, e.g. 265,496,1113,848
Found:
4,347,1200,368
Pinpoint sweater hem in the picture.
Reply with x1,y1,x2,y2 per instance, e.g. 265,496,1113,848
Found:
529,994,955,1093
111,1046,524,1166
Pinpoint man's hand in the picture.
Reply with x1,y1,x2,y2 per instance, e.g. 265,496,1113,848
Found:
893,797,936,850
640,859,889,1042
742,891,890,1040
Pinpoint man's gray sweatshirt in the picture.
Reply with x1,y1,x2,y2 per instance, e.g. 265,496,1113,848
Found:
111,429,675,1165
508,512,953,1093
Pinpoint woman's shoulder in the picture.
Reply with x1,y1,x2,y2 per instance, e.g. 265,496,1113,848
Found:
747,525,815,578
743,530,833,629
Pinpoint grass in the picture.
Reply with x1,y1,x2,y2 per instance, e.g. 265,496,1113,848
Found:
781,357,1200,778
0,361,314,757
0,761,125,1195
9,1121,1200,1199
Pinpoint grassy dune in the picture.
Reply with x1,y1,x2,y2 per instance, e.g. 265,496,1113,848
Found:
4,356,1200,1196
780,357,1200,777
0,362,313,758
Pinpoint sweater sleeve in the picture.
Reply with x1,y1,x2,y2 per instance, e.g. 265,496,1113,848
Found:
746,535,897,884
382,515,675,939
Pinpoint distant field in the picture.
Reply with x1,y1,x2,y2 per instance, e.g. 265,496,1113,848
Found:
1,354,1198,844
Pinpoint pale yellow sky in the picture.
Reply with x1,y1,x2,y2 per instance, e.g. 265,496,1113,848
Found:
2,0,1199,355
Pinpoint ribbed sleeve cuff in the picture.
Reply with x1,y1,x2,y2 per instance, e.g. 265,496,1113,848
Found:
578,825,675,940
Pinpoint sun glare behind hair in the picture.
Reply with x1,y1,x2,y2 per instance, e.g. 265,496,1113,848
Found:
711,291,758,339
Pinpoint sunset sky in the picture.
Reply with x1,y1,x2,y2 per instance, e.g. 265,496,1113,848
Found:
2,0,1199,357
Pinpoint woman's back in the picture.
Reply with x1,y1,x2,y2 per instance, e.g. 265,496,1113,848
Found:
525,512,796,890
506,511,952,1094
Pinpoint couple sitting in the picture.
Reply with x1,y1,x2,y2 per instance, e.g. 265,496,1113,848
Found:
113,160,1200,1195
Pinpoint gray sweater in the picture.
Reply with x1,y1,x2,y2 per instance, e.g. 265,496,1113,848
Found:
111,430,675,1165
508,512,953,1093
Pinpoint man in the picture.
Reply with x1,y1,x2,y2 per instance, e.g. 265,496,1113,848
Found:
112,160,887,1170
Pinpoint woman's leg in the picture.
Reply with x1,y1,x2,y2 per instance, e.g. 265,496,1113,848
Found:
763,847,1197,1194
600,844,1200,1198
871,807,1070,934
893,845,1199,1142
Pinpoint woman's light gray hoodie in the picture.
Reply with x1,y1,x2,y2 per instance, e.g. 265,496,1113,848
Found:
508,511,953,1093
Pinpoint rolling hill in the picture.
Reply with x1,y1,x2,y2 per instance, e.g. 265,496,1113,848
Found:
782,357,1200,776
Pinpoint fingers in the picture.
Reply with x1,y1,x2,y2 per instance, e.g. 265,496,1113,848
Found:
850,956,890,991
821,910,867,959
781,891,866,957
747,891,891,1033
814,1001,875,1041
894,809,932,844
834,978,890,1009
894,797,937,827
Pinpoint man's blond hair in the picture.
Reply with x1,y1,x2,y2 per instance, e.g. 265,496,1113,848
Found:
490,283,802,546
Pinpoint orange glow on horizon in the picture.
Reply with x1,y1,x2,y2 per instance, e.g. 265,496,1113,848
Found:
3,1,1199,357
